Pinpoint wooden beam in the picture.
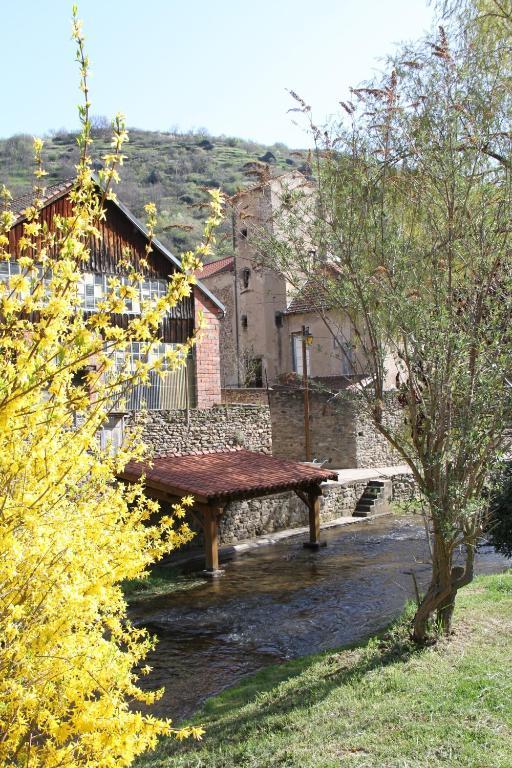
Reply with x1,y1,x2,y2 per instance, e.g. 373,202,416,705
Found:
203,505,224,576
308,490,321,544
294,489,309,507
303,485,325,550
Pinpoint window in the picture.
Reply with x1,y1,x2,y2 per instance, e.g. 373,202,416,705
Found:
241,267,251,289
78,273,169,314
79,273,106,311
292,333,310,376
140,278,168,304
0,263,170,315
0,260,21,280
0,261,52,302
109,342,193,411
334,338,354,375
275,311,283,328
240,228,248,240
241,314,248,329
111,341,177,373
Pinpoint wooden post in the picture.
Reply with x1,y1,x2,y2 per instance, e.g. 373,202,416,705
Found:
203,506,224,576
308,490,321,544
303,486,325,550
302,326,312,462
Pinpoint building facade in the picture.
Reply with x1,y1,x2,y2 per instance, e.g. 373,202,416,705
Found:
7,180,224,412
199,171,377,389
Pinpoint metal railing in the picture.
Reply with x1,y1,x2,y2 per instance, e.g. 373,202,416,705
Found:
111,360,195,412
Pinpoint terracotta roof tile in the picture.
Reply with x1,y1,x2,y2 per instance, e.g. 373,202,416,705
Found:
195,256,234,279
286,280,331,314
120,449,337,503
286,264,342,315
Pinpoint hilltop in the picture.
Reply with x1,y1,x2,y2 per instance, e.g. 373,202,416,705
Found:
0,127,308,256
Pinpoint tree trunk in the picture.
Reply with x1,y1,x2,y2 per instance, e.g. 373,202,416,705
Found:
412,529,474,643
436,565,465,635
412,532,454,642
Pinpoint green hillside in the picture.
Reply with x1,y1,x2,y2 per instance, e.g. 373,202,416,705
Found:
0,128,307,256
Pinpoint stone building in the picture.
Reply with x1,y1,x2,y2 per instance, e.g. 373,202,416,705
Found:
197,171,396,390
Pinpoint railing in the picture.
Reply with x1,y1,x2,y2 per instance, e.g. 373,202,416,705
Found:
111,362,195,412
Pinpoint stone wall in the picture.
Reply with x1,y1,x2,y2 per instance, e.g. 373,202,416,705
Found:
222,387,270,406
217,468,418,544
269,388,356,467
353,397,403,468
390,472,421,502
126,404,272,457
269,388,402,469
185,482,369,546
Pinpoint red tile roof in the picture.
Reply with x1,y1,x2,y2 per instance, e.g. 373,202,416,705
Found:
120,449,337,504
286,264,342,315
195,256,234,279
286,279,331,314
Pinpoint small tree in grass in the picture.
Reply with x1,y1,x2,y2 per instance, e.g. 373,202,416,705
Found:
258,1,512,641
0,9,222,767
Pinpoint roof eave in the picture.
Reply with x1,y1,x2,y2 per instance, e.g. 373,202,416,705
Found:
284,304,332,316
109,194,225,316
13,177,225,316
12,179,76,226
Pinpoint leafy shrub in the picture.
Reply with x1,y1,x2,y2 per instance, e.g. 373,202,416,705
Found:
486,464,512,557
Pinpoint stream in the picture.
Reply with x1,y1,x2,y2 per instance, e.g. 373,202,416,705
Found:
129,515,510,723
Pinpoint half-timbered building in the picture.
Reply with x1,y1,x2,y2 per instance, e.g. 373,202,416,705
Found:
6,180,224,425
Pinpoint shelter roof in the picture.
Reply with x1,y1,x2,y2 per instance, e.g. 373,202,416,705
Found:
119,449,337,505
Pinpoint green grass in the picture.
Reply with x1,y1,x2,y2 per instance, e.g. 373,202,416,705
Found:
138,571,512,768
123,564,204,602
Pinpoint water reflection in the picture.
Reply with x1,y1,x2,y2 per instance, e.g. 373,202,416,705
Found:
129,516,509,723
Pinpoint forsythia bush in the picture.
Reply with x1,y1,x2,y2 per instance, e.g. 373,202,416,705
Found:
0,10,222,767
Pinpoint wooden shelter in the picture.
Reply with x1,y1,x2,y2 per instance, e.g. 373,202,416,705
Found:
119,449,338,575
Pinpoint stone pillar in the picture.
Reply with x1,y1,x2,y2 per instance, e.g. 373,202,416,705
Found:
193,286,223,408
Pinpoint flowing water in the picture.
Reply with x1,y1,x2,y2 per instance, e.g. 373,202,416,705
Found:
129,516,510,723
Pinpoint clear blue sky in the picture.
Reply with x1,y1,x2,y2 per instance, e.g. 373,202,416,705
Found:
1,0,434,147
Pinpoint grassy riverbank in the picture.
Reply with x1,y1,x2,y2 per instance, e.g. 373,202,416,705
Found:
123,564,203,602
139,570,512,768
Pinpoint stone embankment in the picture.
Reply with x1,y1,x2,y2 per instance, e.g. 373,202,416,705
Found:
219,465,418,544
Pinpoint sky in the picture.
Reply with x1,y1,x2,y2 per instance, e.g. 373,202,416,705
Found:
1,0,435,147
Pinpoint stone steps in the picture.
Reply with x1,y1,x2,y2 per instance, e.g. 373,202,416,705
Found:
353,479,392,518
